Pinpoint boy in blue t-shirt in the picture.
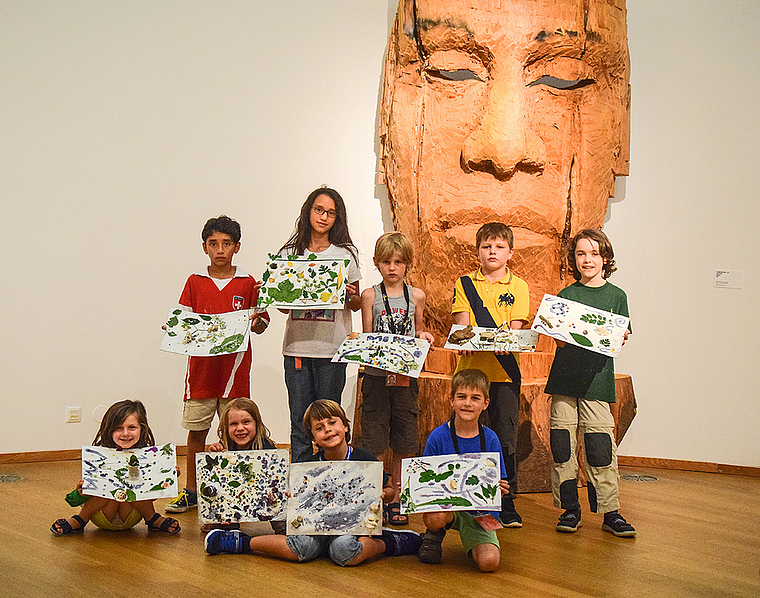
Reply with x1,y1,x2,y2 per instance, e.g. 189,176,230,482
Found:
418,369,510,572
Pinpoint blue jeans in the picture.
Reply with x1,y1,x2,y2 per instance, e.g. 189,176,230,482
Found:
286,534,363,567
284,356,347,462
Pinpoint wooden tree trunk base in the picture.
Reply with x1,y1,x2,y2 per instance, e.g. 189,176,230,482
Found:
353,349,637,493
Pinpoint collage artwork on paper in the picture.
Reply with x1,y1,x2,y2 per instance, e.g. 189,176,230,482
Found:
399,453,501,514
258,253,349,309
81,444,178,502
287,461,384,535
195,450,289,524
160,309,250,356
331,332,431,377
444,324,539,352
531,294,629,357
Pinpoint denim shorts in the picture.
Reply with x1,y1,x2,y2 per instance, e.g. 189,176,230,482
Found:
286,534,363,567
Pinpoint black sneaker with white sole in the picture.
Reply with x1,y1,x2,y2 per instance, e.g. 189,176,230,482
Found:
556,509,582,533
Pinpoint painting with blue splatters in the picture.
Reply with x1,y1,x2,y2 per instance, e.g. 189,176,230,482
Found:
81,444,177,502
287,461,384,535
196,450,289,524
400,453,501,514
531,294,629,357
331,332,431,377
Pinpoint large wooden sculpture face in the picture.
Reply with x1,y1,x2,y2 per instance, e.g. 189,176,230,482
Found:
379,0,630,337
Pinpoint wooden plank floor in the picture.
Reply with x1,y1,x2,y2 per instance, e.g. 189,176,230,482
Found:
2,461,759,598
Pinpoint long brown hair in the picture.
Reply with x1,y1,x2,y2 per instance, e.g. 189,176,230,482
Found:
93,400,155,449
216,398,274,450
279,187,358,262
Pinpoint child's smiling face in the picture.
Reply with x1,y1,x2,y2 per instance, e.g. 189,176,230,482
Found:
309,416,349,452
574,237,606,286
227,408,257,449
112,414,142,449
450,385,490,424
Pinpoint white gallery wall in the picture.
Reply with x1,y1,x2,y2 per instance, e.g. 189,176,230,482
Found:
1,1,758,468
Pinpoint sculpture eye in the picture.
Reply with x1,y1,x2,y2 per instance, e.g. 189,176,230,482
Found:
426,68,483,82
528,75,595,90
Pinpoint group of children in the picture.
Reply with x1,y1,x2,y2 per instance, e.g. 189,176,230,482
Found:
51,186,636,572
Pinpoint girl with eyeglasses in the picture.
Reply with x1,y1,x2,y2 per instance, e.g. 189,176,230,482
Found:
277,187,362,462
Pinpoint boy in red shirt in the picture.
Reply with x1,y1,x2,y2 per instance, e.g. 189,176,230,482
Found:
166,215,269,513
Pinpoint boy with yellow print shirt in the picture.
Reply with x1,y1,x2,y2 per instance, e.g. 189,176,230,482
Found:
451,223,529,528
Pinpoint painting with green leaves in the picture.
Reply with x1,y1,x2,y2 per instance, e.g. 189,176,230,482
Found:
531,294,629,357
331,332,431,377
258,253,349,309
400,453,501,514
160,309,250,356
81,444,177,502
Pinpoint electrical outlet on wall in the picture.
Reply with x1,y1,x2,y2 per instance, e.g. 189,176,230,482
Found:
66,406,82,424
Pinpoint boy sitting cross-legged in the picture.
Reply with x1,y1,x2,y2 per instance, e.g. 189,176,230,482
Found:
417,369,510,573
205,400,422,566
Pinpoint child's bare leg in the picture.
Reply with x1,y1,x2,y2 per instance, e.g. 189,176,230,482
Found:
471,542,500,572
248,535,299,561
342,537,386,566
423,511,453,531
391,452,411,503
116,502,134,521
185,428,209,492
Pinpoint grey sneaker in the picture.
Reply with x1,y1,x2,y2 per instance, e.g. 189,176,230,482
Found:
556,509,582,533
602,512,636,537
165,488,197,513
418,528,446,564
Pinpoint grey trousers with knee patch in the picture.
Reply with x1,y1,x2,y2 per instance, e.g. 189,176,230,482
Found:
549,395,620,513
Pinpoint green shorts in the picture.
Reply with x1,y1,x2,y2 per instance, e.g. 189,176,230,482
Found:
90,508,142,531
452,512,500,557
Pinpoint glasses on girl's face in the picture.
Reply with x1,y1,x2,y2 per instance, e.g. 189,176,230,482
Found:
312,206,337,219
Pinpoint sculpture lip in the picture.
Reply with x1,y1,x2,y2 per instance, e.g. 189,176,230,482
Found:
434,205,563,240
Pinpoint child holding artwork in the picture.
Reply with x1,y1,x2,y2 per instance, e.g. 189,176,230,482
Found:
359,232,434,525
543,229,635,537
417,369,510,572
278,188,362,463
203,398,285,534
166,215,269,514
451,223,529,527
205,400,423,565
51,400,180,536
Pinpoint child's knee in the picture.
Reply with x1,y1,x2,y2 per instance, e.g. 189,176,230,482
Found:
328,535,363,567
473,543,500,572
423,511,453,530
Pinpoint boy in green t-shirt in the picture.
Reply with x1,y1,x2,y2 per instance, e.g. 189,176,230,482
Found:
544,229,635,538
